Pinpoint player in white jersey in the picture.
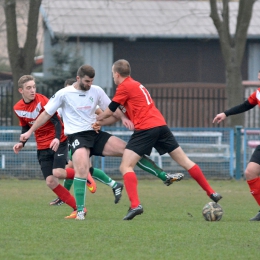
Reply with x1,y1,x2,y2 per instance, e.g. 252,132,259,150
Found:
20,65,183,220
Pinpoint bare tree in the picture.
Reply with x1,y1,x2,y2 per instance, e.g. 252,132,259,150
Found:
209,0,257,127
3,0,42,125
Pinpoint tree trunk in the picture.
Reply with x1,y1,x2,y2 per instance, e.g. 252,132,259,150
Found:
4,0,42,125
209,0,256,127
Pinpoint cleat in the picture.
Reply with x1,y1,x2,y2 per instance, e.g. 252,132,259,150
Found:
112,182,124,204
164,173,184,186
87,174,97,193
75,210,86,220
49,197,64,206
123,205,143,220
250,211,260,221
210,193,222,203
65,207,87,219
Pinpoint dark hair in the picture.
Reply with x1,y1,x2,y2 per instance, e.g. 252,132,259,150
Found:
64,78,76,87
113,59,131,77
77,65,95,78
18,75,35,89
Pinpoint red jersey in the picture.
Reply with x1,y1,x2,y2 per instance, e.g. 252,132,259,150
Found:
248,88,260,106
113,77,166,130
13,93,67,150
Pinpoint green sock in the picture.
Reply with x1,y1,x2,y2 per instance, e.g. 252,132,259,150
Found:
63,179,73,191
73,177,86,212
137,155,167,181
92,168,116,187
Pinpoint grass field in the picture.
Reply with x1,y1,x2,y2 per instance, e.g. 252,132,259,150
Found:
0,178,259,260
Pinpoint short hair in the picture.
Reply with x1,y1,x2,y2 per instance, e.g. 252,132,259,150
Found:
77,65,95,78
64,78,76,87
18,75,35,89
113,59,131,77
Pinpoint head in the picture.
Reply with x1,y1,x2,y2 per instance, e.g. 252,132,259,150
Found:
18,75,36,102
112,59,131,85
64,78,76,87
76,65,95,91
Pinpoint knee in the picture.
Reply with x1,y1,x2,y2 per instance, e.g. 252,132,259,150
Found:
53,168,65,179
244,168,257,181
46,175,58,189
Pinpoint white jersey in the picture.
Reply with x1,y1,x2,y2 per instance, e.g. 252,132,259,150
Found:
44,85,111,135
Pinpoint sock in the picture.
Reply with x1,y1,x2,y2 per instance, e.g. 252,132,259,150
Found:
188,164,214,196
123,172,140,208
92,167,116,187
52,184,76,210
73,177,87,212
137,155,167,181
62,168,75,191
63,179,74,191
66,168,75,179
247,177,260,206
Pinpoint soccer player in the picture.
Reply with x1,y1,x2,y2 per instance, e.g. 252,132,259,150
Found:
20,65,183,220
95,59,222,220
13,75,86,218
213,70,260,221
50,78,124,206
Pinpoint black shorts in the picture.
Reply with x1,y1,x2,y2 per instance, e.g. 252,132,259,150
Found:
37,141,68,179
126,125,179,156
67,130,112,157
250,145,260,165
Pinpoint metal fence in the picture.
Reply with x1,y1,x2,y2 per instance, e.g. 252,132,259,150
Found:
1,80,260,128
0,80,13,126
0,126,235,180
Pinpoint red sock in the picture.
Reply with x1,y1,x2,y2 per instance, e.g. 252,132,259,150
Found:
66,168,75,179
247,177,260,206
53,184,77,210
188,164,214,196
123,172,140,208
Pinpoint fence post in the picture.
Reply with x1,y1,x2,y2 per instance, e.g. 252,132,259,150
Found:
235,125,243,180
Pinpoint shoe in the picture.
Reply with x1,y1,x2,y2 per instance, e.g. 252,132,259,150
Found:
210,193,222,203
75,210,86,220
49,197,64,206
87,174,97,193
164,173,184,186
65,207,87,219
112,182,124,204
250,211,260,221
123,205,144,220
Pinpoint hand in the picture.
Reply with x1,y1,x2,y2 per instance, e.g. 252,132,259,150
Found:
92,122,101,133
50,138,60,152
121,117,134,130
20,131,31,142
13,143,23,154
213,113,226,124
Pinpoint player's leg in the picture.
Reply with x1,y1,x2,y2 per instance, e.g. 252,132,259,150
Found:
102,134,182,184
120,149,143,220
169,146,222,202
90,166,123,204
38,151,77,213
245,147,260,221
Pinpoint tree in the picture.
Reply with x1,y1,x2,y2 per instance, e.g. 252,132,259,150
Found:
209,0,257,127
3,0,42,125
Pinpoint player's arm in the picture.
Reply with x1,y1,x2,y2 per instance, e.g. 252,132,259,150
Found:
213,100,256,124
96,101,119,121
13,125,30,154
49,113,62,151
20,110,52,142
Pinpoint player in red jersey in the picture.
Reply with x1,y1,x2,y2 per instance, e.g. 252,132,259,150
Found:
96,59,222,220
13,75,86,218
213,70,260,221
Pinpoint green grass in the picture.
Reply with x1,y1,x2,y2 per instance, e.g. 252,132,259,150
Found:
0,179,259,260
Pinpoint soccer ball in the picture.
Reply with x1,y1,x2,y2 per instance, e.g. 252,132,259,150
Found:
202,202,223,221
